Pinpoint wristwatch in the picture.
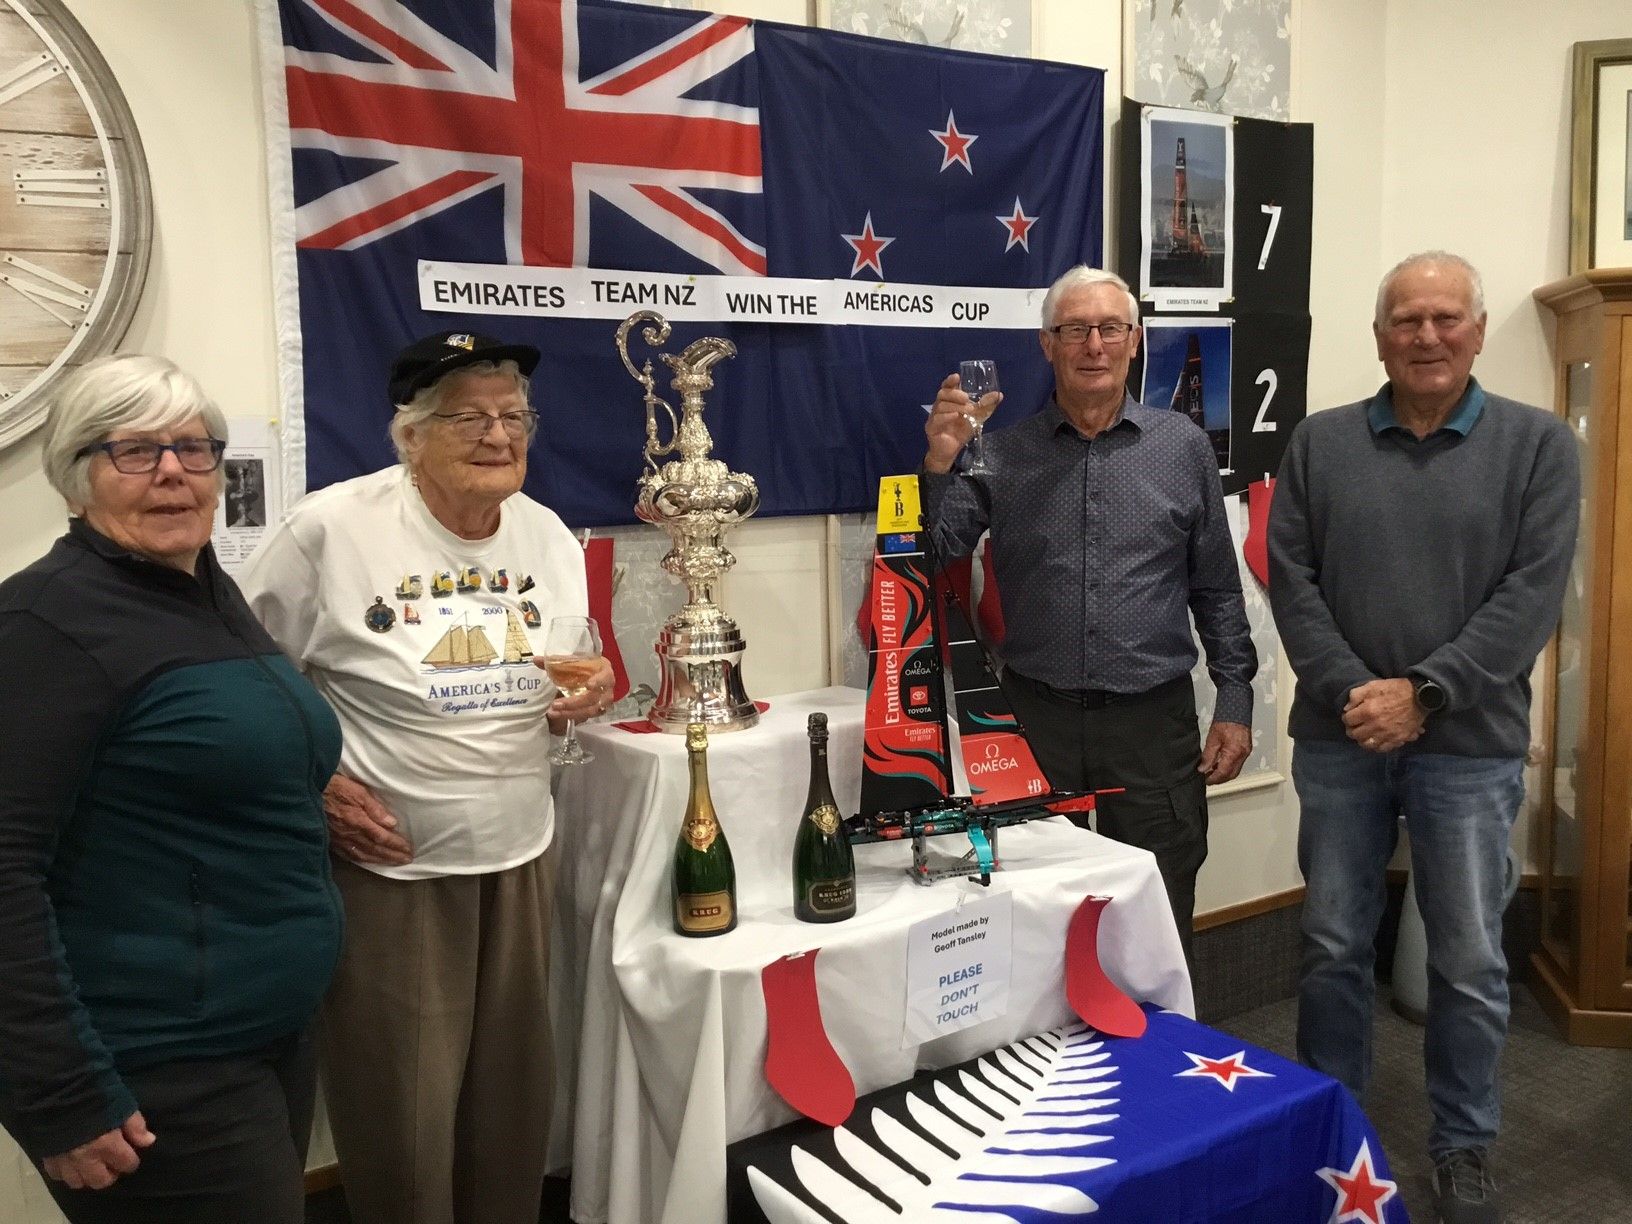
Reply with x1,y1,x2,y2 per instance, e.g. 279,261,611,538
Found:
1412,677,1447,714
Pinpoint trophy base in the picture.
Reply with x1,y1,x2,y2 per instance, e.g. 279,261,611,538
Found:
649,621,759,733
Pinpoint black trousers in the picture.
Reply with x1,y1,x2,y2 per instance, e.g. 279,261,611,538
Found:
42,1028,316,1224
1004,670,1208,962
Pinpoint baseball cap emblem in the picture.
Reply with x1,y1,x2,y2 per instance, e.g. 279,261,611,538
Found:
446,333,476,351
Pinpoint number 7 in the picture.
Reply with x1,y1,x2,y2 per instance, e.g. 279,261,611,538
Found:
1257,204,1283,271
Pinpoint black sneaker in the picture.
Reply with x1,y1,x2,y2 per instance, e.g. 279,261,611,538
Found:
1433,1148,1501,1224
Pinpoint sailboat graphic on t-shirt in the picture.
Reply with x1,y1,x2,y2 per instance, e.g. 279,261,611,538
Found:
501,610,532,663
421,611,533,671
422,615,498,671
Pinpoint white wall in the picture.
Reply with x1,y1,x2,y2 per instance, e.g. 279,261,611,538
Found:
1378,2,1627,409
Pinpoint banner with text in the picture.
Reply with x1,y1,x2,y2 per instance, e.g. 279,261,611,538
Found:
420,261,1048,329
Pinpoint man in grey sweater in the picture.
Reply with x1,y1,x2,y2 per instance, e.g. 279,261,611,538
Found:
1268,251,1578,1224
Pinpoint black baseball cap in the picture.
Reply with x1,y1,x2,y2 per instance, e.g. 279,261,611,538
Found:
387,330,541,408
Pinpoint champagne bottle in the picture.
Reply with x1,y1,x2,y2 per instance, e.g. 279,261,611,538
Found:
793,712,856,922
672,722,737,937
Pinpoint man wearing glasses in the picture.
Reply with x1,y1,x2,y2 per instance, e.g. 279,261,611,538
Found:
921,264,1256,962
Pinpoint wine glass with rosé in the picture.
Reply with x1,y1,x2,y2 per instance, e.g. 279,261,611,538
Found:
543,615,605,766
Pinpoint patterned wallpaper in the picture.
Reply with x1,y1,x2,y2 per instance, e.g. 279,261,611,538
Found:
1126,0,1291,121
821,0,1031,57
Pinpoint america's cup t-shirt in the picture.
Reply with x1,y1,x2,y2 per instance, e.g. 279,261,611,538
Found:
239,466,588,879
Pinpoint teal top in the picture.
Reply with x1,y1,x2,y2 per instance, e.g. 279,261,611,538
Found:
0,520,342,1160
1366,376,1487,438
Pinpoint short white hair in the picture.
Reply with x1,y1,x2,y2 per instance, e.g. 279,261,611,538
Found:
1374,251,1486,326
42,354,228,509
388,359,531,466
1040,265,1141,331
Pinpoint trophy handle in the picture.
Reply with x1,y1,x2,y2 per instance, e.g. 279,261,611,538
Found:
642,379,679,475
616,310,681,472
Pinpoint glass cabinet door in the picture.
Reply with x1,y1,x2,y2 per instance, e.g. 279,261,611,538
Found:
1542,359,1594,984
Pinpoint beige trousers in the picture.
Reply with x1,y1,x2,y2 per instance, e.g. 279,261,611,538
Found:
321,852,554,1224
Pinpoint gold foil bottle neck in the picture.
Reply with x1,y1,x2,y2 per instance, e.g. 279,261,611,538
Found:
686,722,709,752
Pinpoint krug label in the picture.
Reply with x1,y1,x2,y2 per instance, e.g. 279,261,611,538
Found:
803,878,855,915
676,889,734,932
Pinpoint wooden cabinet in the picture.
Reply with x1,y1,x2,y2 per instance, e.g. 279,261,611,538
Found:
1532,269,1632,1045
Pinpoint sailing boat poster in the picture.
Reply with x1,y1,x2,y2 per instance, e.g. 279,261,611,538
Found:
1140,317,1233,474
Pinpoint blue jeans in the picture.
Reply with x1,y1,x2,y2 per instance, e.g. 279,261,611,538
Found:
1292,738,1524,1156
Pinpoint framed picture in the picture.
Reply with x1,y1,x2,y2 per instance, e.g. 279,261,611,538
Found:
1569,38,1632,273
1138,106,1234,311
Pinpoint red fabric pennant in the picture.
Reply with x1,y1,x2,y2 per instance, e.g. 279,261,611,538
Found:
761,950,855,1127
1243,477,1275,589
1064,894,1147,1039
583,537,630,701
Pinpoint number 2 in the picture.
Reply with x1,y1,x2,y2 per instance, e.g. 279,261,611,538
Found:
1253,369,1278,432
1257,204,1283,271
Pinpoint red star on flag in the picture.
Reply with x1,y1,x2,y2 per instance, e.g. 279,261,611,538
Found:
1176,1049,1273,1092
996,198,1039,252
930,110,978,172
842,212,895,278
1316,1140,1399,1224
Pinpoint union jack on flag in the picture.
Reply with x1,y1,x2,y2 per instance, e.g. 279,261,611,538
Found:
284,0,765,273
265,0,1105,524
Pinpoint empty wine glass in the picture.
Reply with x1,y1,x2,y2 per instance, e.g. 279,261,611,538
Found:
543,615,604,766
958,359,1000,475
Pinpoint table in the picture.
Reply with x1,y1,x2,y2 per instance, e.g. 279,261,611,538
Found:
549,687,1193,1224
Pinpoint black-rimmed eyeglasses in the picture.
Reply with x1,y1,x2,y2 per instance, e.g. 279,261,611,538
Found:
431,410,540,441
76,438,227,474
1048,321,1134,344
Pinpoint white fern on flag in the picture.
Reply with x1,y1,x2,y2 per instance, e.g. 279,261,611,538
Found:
747,1023,1121,1222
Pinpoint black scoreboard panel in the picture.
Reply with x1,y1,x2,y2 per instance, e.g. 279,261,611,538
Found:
1117,98,1315,488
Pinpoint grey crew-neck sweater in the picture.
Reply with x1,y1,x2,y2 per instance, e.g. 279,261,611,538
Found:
1267,387,1579,758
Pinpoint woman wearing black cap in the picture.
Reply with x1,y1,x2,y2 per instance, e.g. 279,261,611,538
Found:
239,331,614,1224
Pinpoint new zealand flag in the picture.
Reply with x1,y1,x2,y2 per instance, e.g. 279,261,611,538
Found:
728,1006,1411,1223
268,0,1104,525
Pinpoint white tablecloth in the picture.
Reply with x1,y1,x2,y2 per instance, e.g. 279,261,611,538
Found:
549,686,1193,1224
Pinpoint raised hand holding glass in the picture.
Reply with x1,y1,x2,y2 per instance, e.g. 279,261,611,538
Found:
957,359,1000,475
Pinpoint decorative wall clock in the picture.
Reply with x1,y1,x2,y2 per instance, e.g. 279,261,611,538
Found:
0,0,150,449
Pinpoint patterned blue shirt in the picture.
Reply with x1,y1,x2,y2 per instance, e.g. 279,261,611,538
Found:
922,395,1256,727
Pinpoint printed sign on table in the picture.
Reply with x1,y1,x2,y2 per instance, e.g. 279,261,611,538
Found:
903,891,1012,1045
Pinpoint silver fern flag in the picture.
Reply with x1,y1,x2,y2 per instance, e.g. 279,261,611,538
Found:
728,1007,1407,1222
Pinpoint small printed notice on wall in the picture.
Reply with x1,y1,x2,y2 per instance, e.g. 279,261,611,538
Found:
903,891,1013,1046
211,417,283,575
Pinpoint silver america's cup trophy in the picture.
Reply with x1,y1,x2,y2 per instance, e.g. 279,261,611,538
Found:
615,309,761,733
